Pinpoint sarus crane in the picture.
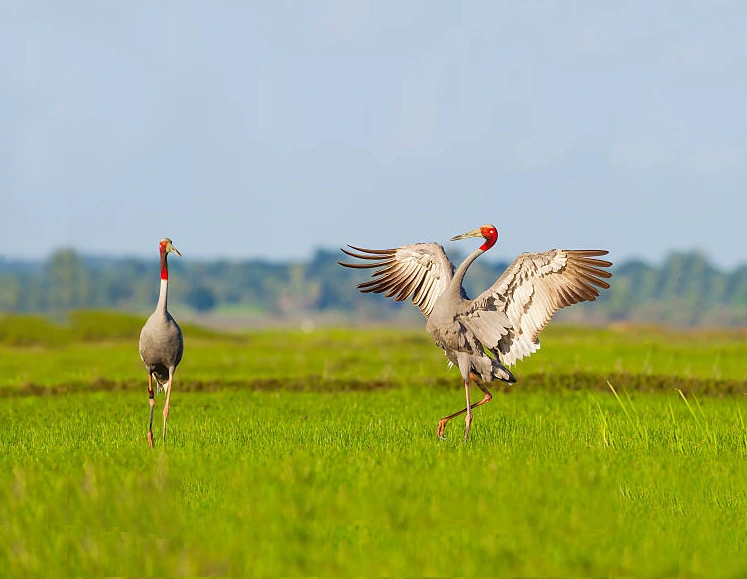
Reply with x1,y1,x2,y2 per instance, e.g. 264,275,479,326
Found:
139,238,184,448
339,225,612,440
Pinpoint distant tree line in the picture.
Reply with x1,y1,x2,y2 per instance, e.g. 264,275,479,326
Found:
0,249,744,327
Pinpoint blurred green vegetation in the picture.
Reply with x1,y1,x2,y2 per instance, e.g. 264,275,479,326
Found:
0,311,743,396
0,247,745,326
0,310,221,347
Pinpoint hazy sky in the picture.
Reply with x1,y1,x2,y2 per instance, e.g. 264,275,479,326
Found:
2,1,746,268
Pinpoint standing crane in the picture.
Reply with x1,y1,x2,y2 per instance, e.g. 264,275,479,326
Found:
339,225,612,440
139,238,184,448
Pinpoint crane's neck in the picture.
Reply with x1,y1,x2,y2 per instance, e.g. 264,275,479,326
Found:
451,248,486,293
157,251,170,313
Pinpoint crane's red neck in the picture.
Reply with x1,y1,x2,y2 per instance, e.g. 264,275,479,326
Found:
159,242,169,280
479,226,498,251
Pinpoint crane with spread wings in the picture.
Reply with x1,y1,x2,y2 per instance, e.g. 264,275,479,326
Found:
339,225,612,441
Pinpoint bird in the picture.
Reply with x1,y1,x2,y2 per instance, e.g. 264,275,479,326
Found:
138,238,184,448
339,225,612,441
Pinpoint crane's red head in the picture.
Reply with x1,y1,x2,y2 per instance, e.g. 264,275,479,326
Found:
159,238,181,279
450,224,498,251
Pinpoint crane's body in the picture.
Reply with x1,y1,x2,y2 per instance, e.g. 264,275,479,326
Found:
139,294,183,389
340,225,612,440
425,243,515,388
139,238,183,448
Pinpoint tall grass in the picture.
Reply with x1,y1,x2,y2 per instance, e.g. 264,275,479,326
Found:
0,312,746,576
1,388,746,576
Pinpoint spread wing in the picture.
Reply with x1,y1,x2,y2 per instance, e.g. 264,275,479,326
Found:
467,249,612,366
339,243,454,318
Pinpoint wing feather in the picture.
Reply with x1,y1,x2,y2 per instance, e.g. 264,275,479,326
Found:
467,249,612,366
339,242,454,318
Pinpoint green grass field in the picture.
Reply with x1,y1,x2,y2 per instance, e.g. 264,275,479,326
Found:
0,312,746,576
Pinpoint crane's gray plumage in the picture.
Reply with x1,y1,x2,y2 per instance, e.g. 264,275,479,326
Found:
340,225,612,440
139,309,183,390
139,237,183,447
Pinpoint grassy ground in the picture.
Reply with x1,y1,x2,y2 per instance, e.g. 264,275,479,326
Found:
0,312,745,576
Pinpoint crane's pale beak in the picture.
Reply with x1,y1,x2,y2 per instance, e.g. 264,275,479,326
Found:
450,228,483,241
166,242,182,257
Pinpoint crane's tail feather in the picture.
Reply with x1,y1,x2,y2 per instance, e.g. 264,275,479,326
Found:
492,361,516,384
471,355,517,384
151,372,170,395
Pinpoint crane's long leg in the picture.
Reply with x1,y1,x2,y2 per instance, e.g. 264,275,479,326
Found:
147,373,155,449
162,367,174,442
436,374,493,440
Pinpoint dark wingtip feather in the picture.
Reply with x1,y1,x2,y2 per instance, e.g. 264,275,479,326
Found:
346,245,396,255
340,247,391,261
572,249,610,258
338,261,381,269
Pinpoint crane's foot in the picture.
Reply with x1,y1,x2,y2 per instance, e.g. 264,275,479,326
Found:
147,430,154,449
437,418,449,439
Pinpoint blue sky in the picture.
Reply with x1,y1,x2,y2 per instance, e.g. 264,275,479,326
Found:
1,1,745,268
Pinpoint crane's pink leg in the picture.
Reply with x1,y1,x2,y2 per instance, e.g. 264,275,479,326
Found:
436,374,493,440
162,368,174,442
463,378,473,440
147,374,155,449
